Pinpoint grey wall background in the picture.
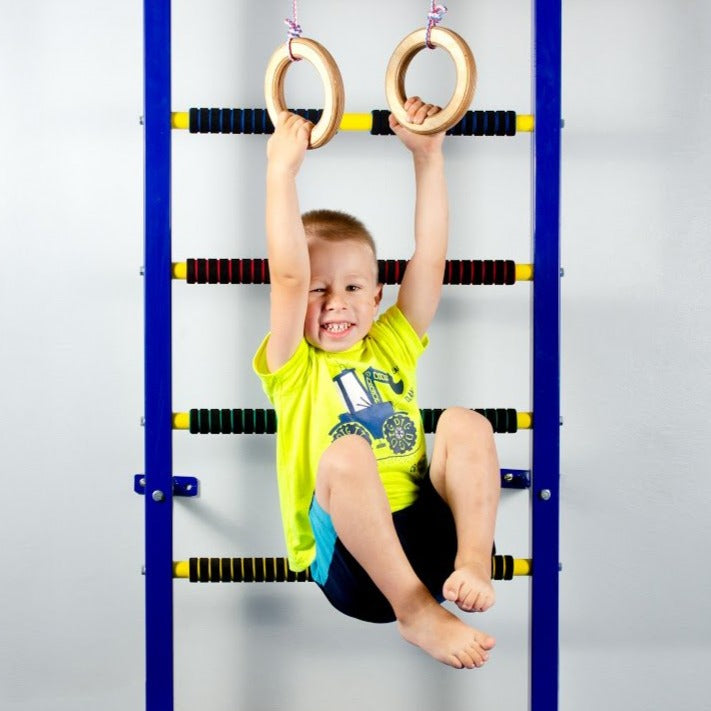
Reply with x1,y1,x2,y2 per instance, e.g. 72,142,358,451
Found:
1,1,709,710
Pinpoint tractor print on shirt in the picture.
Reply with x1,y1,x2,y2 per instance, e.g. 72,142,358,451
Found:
329,367,417,454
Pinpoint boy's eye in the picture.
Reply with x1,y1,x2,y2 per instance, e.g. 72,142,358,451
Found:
310,287,326,293
346,284,361,292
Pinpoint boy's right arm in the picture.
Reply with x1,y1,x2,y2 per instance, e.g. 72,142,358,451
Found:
264,112,313,372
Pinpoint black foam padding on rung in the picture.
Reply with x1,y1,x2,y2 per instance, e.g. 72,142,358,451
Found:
370,110,395,135
445,110,518,137
188,108,518,136
243,559,254,583
207,259,218,284
208,409,219,434
491,555,514,580
420,408,444,433
186,258,517,285
185,558,315,583
189,108,272,134
242,409,254,434
187,409,515,434
444,260,515,285
186,259,272,284
474,408,518,433
378,259,407,284
504,555,514,580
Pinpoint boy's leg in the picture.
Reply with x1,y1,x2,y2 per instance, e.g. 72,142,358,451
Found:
428,408,501,613
315,434,495,669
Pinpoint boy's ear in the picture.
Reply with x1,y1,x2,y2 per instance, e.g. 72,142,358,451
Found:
374,284,383,307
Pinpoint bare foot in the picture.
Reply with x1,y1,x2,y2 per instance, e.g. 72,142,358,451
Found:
443,562,496,612
397,596,495,669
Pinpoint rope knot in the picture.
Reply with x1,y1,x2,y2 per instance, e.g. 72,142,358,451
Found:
284,17,303,61
425,3,448,48
284,17,303,39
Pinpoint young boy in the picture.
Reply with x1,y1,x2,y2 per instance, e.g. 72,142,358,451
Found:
254,98,500,669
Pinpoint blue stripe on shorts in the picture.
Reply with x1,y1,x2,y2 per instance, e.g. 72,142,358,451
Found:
308,495,337,586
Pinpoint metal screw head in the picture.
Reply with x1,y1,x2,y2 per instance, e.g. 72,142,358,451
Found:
151,490,165,502
503,472,513,482
540,489,552,501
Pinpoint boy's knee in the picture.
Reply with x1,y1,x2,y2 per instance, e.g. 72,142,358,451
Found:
438,407,494,441
316,435,376,509
318,434,374,480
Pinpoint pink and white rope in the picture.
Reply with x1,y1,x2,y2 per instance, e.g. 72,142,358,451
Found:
425,2,448,48
284,0,303,61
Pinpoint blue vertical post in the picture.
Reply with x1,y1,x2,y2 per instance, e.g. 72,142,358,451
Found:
144,0,174,709
531,1,561,710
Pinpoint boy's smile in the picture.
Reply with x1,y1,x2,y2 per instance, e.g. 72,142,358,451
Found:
304,237,382,352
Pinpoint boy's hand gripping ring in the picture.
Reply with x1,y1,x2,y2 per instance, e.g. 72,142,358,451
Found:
385,27,477,135
265,37,345,149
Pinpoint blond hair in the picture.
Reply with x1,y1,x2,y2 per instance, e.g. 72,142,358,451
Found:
302,209,377,261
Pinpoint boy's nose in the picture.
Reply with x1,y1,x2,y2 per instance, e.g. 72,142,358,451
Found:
325,292,347,309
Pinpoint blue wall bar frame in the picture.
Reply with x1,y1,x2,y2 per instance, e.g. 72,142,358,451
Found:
143,0,174,709
531,1,562,710
142,1,561,709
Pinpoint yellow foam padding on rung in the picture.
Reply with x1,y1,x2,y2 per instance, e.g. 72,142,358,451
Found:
515,263,533,281
172,262,187,280
517,114,535,132
170,111,535,133
339,113,373,131
173,561,190,578
514,558,532,576
172,112,189,129
173,412,190,430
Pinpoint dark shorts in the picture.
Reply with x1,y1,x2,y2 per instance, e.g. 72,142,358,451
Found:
308,476,457,623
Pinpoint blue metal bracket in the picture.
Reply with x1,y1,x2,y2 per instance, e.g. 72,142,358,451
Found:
500,469,531,489
134,474,199,497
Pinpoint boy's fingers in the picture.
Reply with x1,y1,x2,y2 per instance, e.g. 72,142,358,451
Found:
276,111,313,133
409,103,431,125
276,110,293,127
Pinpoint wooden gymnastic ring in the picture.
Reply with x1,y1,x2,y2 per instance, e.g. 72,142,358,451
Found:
264,37,345,149
385,27,477,135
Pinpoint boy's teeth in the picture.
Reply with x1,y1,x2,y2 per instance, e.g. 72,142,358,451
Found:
324,322,350,333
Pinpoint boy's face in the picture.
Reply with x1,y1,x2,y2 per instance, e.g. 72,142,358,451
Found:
304,237,382,352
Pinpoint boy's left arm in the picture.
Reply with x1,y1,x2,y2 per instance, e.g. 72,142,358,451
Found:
389,98,448,339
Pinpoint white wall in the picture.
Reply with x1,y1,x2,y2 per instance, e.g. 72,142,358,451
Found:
1,1,709,710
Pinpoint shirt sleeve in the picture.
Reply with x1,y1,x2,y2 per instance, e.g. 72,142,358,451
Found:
253,334,311,402
369,305,429,371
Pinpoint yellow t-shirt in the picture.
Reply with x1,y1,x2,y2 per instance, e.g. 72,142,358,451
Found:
253,305,429,571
